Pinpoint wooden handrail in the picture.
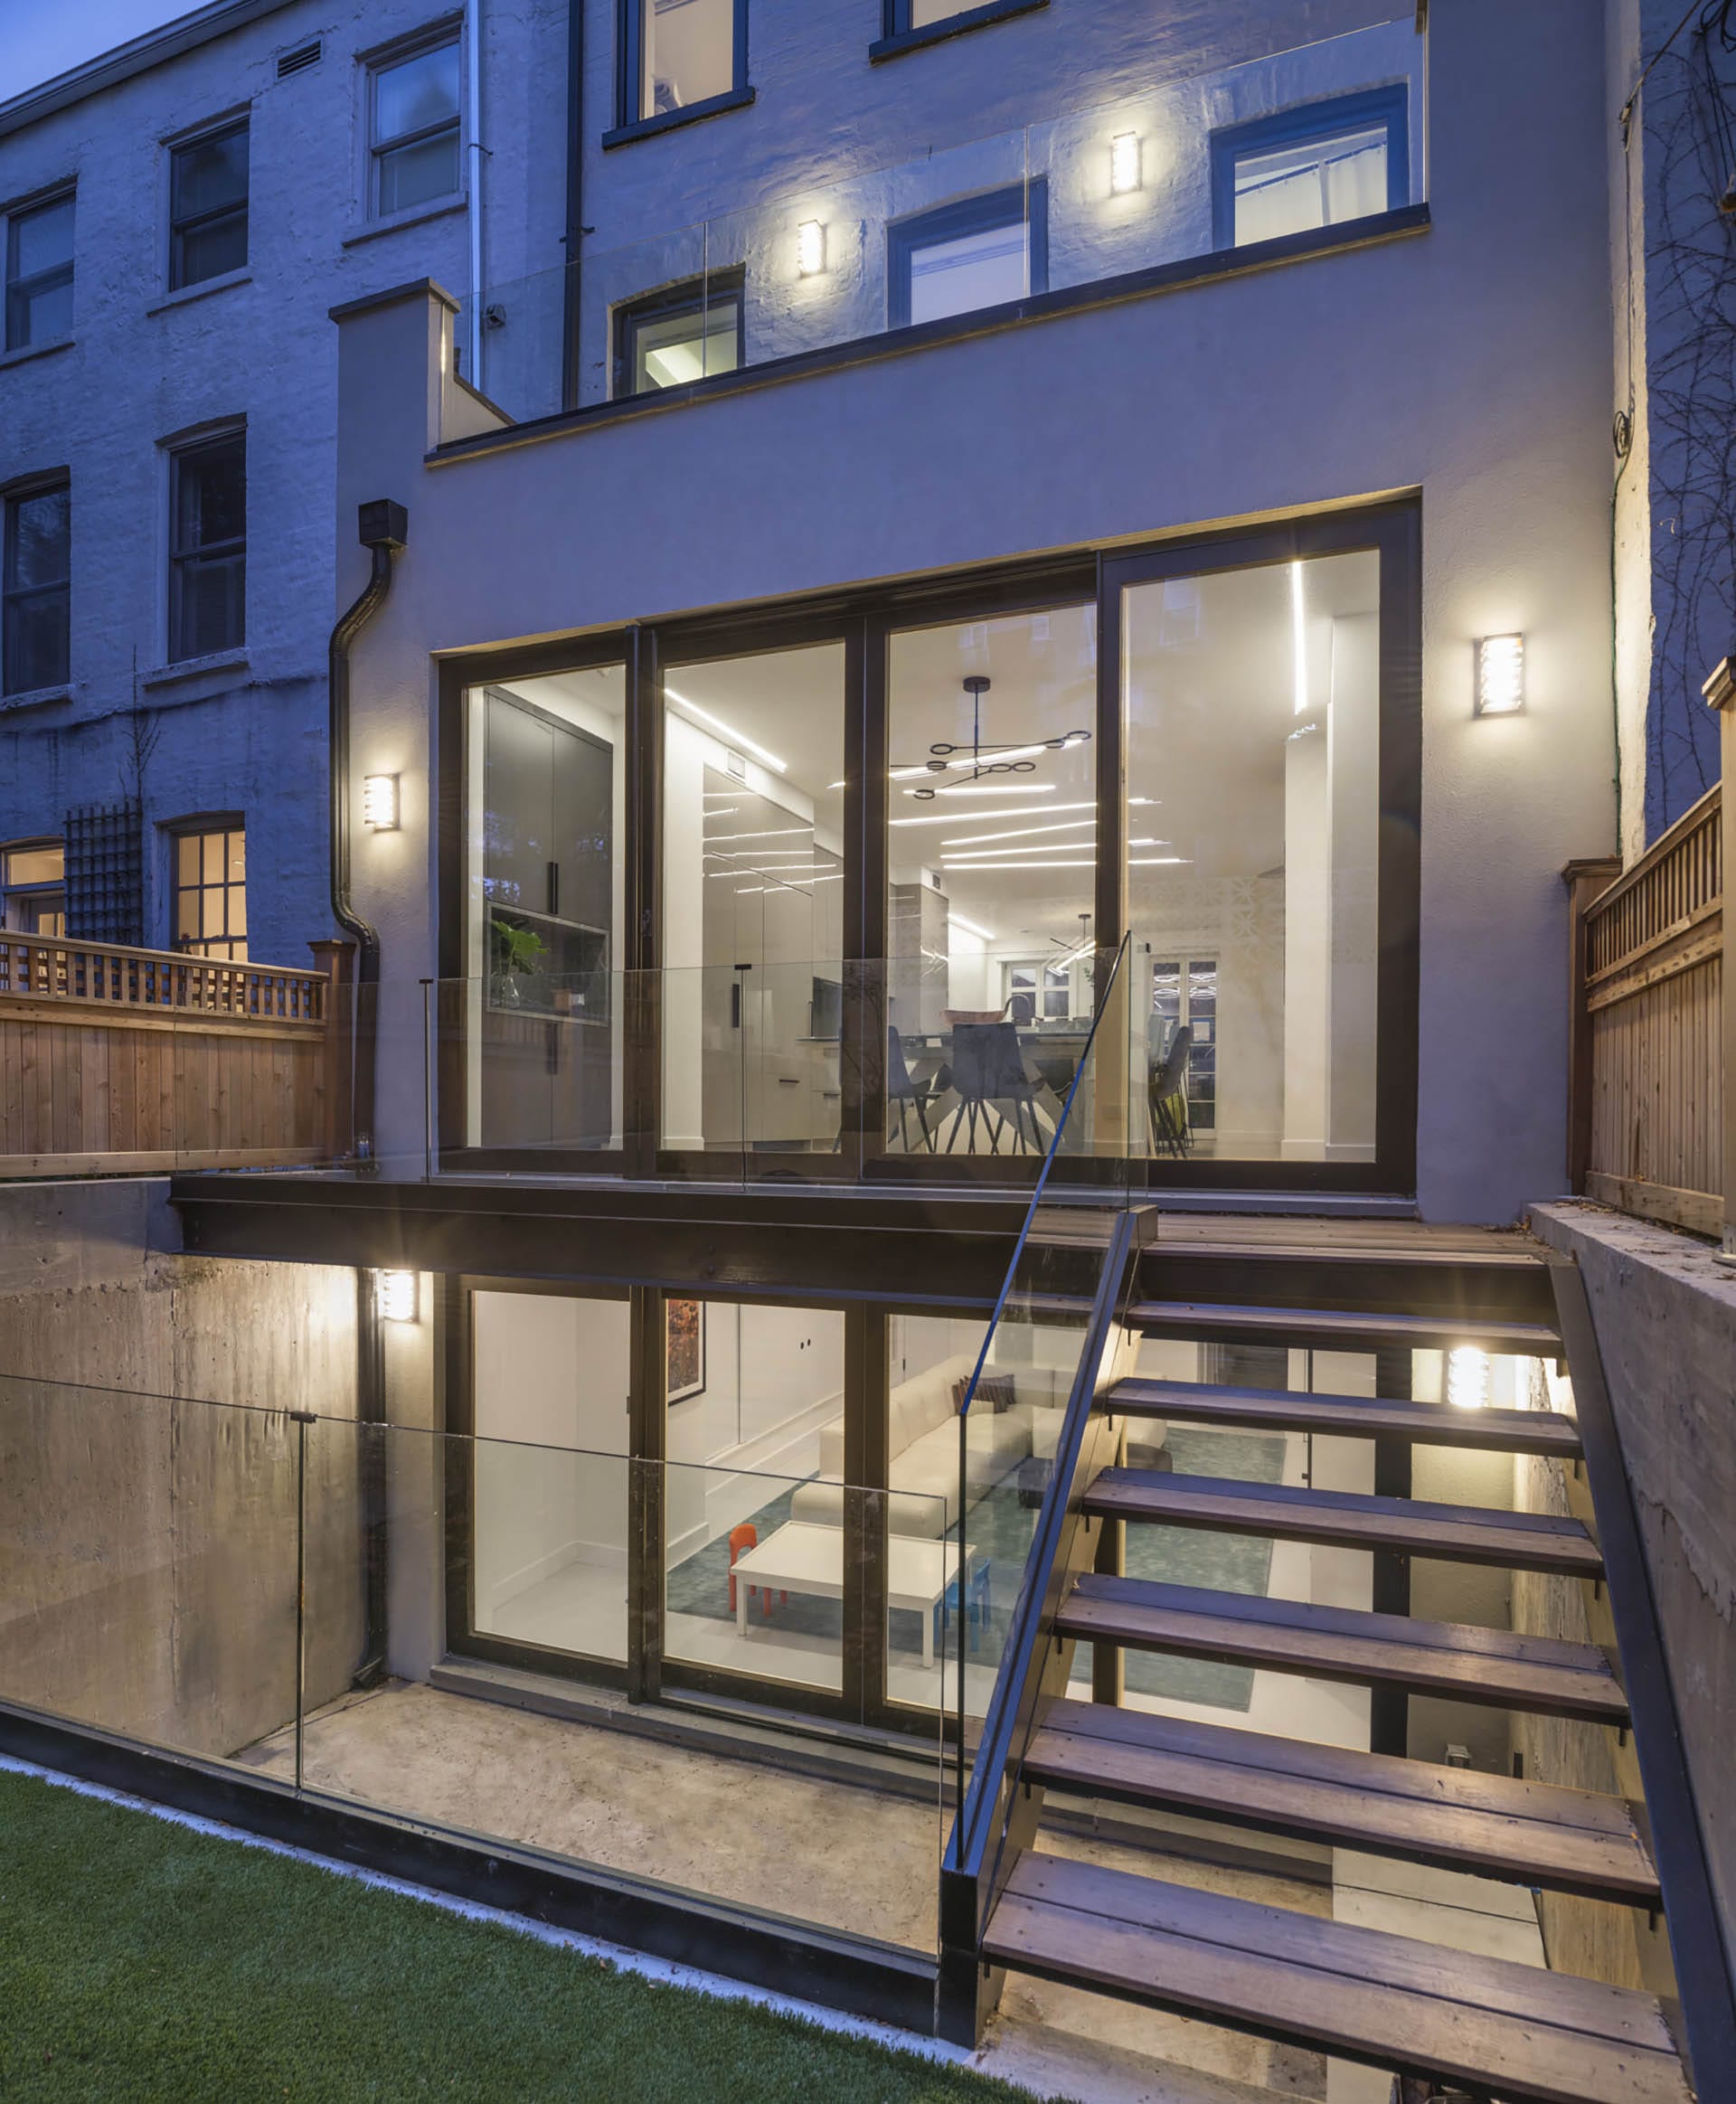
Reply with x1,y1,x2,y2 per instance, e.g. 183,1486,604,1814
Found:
0,931,326,1024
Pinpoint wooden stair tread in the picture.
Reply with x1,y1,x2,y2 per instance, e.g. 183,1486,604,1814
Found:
1128,1299,1562,1354
985,1853,1690,2104
1082,1468,1603,1577
1055,1574,1628,1723
1026,1699,1658,1906
1107,1377,1581,1457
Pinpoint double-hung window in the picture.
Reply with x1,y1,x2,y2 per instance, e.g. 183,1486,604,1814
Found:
169,121,249,289
172,822,247,960
613,270,743,397
1212,89,1408,250
4,192,73,352
370,35,462,216
888,180,1046,329
3,480,70,696
618,0,746,128
168,431,245,662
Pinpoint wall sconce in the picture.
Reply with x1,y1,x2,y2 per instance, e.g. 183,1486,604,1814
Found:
1446,1345,1490,1411
362,773,401,830
1109,132,1142,195
797,220,826,277
377,1271,418,1324
1475,634,1525,716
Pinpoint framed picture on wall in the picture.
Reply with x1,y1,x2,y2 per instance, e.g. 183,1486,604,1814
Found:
666,1297,706,1403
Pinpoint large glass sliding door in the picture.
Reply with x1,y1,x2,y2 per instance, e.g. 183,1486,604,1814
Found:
1110,522,1408,1175
659,641,848,1166
882,602,1100,1165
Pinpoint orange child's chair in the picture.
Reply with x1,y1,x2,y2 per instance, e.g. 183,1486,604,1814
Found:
727,1523,786,1617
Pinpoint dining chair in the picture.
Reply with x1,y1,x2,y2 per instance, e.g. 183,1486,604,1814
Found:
886,1024,937,1153
948,1021,1044,1155
1148,1024,1193,1158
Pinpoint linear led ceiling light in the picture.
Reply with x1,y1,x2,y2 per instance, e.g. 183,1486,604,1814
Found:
939,818,1097,848
667,690,788,772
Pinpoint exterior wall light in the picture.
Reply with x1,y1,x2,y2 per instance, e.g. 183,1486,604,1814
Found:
377,1271,418,1324
797,220,826,276
1475,633,1525,716
1109,132,1142,195
362,773,401,829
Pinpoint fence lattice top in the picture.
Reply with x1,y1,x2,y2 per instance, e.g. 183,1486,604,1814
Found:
1584,785,1722,983
0,933,326,1024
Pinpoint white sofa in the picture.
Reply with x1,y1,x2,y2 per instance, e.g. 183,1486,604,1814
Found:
789,1352,1091,1539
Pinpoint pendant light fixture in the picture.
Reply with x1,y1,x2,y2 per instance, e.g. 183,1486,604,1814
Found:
893,676,1090,800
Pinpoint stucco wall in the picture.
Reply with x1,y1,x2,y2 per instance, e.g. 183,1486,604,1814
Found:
334,0,1618,1221
0,0,566,963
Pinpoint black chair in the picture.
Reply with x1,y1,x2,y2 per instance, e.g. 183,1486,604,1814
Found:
887,1024,936,1153
948,1021,1044,1155
1148,1024,1193,1158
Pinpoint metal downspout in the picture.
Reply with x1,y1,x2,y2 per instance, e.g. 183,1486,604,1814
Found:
328,500,408,1165
560,0,584,412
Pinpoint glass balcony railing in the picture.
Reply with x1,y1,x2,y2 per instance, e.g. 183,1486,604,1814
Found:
0,1370,951,1953
456,13,1425,424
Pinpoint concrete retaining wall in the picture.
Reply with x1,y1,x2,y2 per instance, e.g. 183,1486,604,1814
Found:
0,1178,363,1761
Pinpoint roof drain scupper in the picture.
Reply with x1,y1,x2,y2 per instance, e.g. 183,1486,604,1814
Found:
328,499,408,1167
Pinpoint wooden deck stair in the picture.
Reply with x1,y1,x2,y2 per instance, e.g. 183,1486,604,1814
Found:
985,1854,1691,2104
1109,1373,1582,1457
1024,1700,1660,1907
954,1277,1700,2102
1080,1467,1604,1577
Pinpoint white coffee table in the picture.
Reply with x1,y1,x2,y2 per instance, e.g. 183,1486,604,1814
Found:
730,1520,977,1668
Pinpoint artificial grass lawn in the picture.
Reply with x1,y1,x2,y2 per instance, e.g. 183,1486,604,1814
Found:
0,1768,1037,2102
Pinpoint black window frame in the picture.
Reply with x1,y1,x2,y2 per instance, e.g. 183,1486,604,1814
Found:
168,815,248,960
0,836,67,937
611,268,745,401
4,189,75,354
2,476,71,697
887,179,1047,332
1210,87,1410,252
609,0,751,143
367,28,464,218
871,0,1047,63
168,118,250,292
167,429,247,664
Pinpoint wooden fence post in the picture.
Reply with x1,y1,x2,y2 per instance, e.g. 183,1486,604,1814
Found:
1702,660,1734,1262
1562,856,1621,1194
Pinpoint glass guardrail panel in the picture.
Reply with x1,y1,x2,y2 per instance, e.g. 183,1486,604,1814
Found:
0,1374,301,1774
458,14,1424,429
288,1419,944,1952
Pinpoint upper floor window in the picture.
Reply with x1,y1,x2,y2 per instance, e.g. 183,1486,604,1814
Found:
170,120,250,290
168,430,245,662
3,480,70,696
1212,90,1407,250
4,193,73,352
889,182,1046,329
614,271,742,397
171,822,247,960
0,841,66,938
619,0,745,127
370,34,462,215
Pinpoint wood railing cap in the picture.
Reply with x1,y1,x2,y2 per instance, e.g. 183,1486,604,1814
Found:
1701,656,1736,711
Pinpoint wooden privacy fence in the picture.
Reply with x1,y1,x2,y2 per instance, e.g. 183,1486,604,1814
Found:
0,933,335,1175
1567,783,1723,1236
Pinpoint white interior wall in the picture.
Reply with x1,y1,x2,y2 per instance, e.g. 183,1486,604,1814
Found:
471,1291,631,1628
